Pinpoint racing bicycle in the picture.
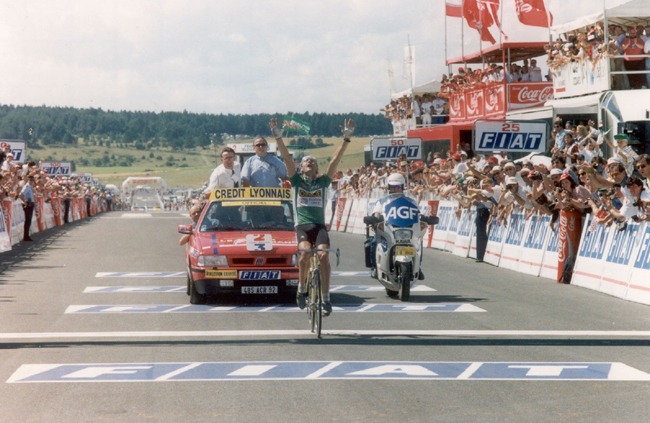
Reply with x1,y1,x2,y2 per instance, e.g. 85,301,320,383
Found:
296,247,340,338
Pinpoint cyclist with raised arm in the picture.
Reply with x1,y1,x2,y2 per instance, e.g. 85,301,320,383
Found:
271,117,354,316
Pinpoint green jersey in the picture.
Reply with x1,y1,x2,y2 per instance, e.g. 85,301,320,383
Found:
289,173,332,226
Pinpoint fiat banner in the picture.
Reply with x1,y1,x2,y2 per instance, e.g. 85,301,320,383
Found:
0,140,27,163
41,161,72,176
371,137,422,161
473,119,549,153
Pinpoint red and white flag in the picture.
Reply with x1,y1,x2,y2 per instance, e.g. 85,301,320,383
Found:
463,0,498,45
446,0,463,18
515,0,553,28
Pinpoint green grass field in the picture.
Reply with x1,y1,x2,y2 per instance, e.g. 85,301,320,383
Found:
33,137,370,188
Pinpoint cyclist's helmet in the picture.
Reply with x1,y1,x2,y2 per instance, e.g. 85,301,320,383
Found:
387,173,405,197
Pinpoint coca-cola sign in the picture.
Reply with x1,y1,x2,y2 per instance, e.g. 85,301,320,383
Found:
508,83,554,110
485,85,505,116
449,93,466,121
465,89,485,118
558,212,568,263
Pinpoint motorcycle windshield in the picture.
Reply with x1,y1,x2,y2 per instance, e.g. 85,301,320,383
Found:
384,196,419,228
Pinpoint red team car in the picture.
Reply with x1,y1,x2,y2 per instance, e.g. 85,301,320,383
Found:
179,187,299,304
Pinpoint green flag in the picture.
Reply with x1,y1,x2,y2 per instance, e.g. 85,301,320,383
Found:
283,115,310,135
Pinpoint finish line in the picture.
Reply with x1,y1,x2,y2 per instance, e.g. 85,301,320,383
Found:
3,330,650,340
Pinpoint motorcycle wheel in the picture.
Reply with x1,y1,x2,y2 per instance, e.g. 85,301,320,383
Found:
386,287,399,298
397,262,411,302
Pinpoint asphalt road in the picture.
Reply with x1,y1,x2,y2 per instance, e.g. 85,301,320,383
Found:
1,211,650,422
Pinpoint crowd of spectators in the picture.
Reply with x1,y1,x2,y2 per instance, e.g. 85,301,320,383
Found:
439,59,547,96
381,94,448,127
1,145,123,241
380,58,549,127
332,118,650,232
547,22,650,90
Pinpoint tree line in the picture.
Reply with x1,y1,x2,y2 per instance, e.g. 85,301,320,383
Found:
0,104,391,150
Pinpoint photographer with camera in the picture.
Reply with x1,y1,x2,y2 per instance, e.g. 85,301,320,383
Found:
603,177,650,227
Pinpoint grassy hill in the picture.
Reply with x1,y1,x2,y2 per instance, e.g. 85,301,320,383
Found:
33,136,370,187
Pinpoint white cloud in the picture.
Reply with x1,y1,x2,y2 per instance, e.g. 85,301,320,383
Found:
0,0,635,114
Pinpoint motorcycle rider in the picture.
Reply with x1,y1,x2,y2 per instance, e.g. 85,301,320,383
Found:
369,173,425,280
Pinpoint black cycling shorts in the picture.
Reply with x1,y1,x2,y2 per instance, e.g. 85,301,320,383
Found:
296,224,330,247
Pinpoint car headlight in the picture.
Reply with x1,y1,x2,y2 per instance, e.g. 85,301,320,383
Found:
197,255,228,267
290,254,299,267
394,229,413,242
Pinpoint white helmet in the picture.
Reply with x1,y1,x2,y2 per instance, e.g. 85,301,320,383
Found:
387,173,405,196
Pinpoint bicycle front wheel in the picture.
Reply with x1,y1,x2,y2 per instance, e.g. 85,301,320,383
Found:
308,269,322,338
308,271,317,333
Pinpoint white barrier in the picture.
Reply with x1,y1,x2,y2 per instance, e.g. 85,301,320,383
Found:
517,215,553,277
539,223,560,280
10,202,25,246
44,203,56,229
452,209,473,258
341,197,354,232
431,202,453,250
573,217,649,303
0,198,93,253
0,206,10,252
328,194,650,307
627,224,650,304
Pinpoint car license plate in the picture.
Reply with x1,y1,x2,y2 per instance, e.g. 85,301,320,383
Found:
241,286,278,294
205,270,237,279
395,246,415,256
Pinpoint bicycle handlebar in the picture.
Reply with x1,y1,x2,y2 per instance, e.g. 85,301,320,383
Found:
296,248,340,267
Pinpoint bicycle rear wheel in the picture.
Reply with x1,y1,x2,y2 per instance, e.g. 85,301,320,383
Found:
308,271,316,333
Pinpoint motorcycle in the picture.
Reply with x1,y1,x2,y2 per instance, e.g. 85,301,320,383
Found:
363,196,438,301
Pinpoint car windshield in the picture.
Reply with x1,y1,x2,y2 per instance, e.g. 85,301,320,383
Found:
199,200,295,232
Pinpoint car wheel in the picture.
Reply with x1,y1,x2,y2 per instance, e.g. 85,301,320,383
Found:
189,272,204,305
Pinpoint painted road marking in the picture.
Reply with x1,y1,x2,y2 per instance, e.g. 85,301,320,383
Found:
8,362,650,383
64,303,485,314
3,330,650,340
95,272,186,278
120,213,152,218
95,271,371,278
84,285,435,293
84,286,187,293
